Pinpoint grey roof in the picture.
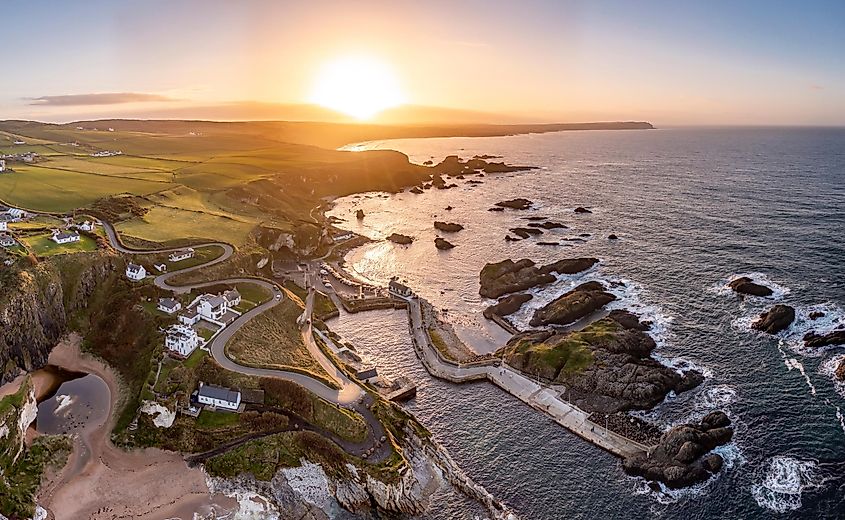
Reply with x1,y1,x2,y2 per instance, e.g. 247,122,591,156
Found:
202,295,226,309
198,383,240,403
159,297,180,310
54,231,79,240
127,263,144,272
223,289,241,302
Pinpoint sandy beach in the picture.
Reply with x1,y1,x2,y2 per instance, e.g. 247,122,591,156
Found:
35,334,238,519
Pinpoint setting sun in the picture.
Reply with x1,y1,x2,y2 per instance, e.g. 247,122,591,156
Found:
310,56,405,120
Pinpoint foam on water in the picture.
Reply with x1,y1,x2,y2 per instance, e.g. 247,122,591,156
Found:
751,456,823,513
53,394,74,415
779,302,845,356
819,354,845,399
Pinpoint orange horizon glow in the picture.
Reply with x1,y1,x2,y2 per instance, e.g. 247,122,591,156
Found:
309,55,406,120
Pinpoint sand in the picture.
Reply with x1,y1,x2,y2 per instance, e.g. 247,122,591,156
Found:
36,334,238,519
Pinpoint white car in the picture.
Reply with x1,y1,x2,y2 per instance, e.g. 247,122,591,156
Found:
320,269,328,276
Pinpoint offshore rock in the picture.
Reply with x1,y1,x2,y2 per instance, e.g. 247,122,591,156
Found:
356,209,365,220
434,237,455,250
529,281,616,327
622,411,733,489
728,276,773,297
478,257,598,299
495,198,533,210
483,293,533,319
752,304,795,334
509,227,542,239
387,233,414,245
803,330,845,349
434,221,464,232
574,207,592,214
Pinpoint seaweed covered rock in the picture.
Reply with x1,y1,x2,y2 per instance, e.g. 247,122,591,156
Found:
622,411,733,489
498,313,702,412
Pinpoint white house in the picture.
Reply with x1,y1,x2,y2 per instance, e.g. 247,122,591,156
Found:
168,248,194,262
0,233,15,248
196,294,229,321
389,278,413,298
51,230,81,245
154,263,167,272
196,382,241,411
157,297,182,314
0,221,6,232
75,220,94,232
0,159,6,172
223,289,241,307
126,263,146,281
165,324,202,357
178,307,201,326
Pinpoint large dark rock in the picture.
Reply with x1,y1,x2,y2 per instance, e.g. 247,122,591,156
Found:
387,233,413,245
355,209,365,220
728,277,773,297
479,259,554,298
529,281,616,327
410,187,423,194
803,330,845,349
495,198,533,210
752,304,795,334
622,412,733,489
434,237,455,250
498,315,702,412
504,235,520,242
478,257,598,299
434,221,464,232
509,227,543,239
574,207,592,214
528,221,567,229
433,155,536,176
488,207,505,212
483,293,533,319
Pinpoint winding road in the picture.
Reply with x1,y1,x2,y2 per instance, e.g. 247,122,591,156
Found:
102,222,389,458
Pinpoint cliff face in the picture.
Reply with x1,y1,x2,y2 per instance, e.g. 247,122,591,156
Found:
0,253,118,383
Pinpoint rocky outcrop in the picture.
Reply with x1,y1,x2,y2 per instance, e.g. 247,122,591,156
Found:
499,312,703,413
574,207,592,214
608,234,619,240
809,311,825,320
434,221,464,232
529,281,616,327
752,304,795,334
433,155,535,177
387,233,414,245
479,257,598,299
509,227,542,239
356,209,365,220
1,253,118,383
479,259,554,299
483,293,533,319
728,277,773,297
622,411,733,489
803,329,845,349
434,238,455,250
495,198,533,210
527,221,566,229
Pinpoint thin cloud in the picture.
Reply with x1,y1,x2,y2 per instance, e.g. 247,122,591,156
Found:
26,92,179,106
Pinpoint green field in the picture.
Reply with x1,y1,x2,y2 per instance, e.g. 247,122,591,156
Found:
21,233,98,256
115,206,256,246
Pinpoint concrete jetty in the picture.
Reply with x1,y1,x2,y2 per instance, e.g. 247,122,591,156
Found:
402,295,653,459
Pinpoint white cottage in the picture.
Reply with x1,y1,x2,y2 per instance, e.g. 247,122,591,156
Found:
389,277,413,298
51,230,81,244
169,248,195,262
0,233,15,248
165,324,202,357
0,221,6,231
126,263,146,281
196,382,241,411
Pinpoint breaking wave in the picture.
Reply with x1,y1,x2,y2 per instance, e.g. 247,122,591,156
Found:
709,272,790,300
819,354,845,399
751,456,823,513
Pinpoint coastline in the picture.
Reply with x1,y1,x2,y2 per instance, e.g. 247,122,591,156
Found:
36,334,237,519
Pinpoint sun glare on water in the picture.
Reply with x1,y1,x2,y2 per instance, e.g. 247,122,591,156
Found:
310,56,405,120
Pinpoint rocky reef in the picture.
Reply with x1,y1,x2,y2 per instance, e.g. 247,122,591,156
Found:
529,281,616,327
728,276,773,297
434,221,464,232
498,310,703,413
494,198,533,210
434,237,455,250
0,252,118,383
387,233,414,245
483,293,533,319
478,257,598,299
432,154,535,177
622,411,733,489
752,304,795,334
803,329,845,349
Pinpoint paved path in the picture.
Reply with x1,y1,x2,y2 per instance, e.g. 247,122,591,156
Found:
405,296,651,459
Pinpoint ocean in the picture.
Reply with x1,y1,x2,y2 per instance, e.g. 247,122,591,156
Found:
325,128,845,519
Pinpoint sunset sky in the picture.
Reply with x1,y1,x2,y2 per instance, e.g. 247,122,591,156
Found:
4,0,844,125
